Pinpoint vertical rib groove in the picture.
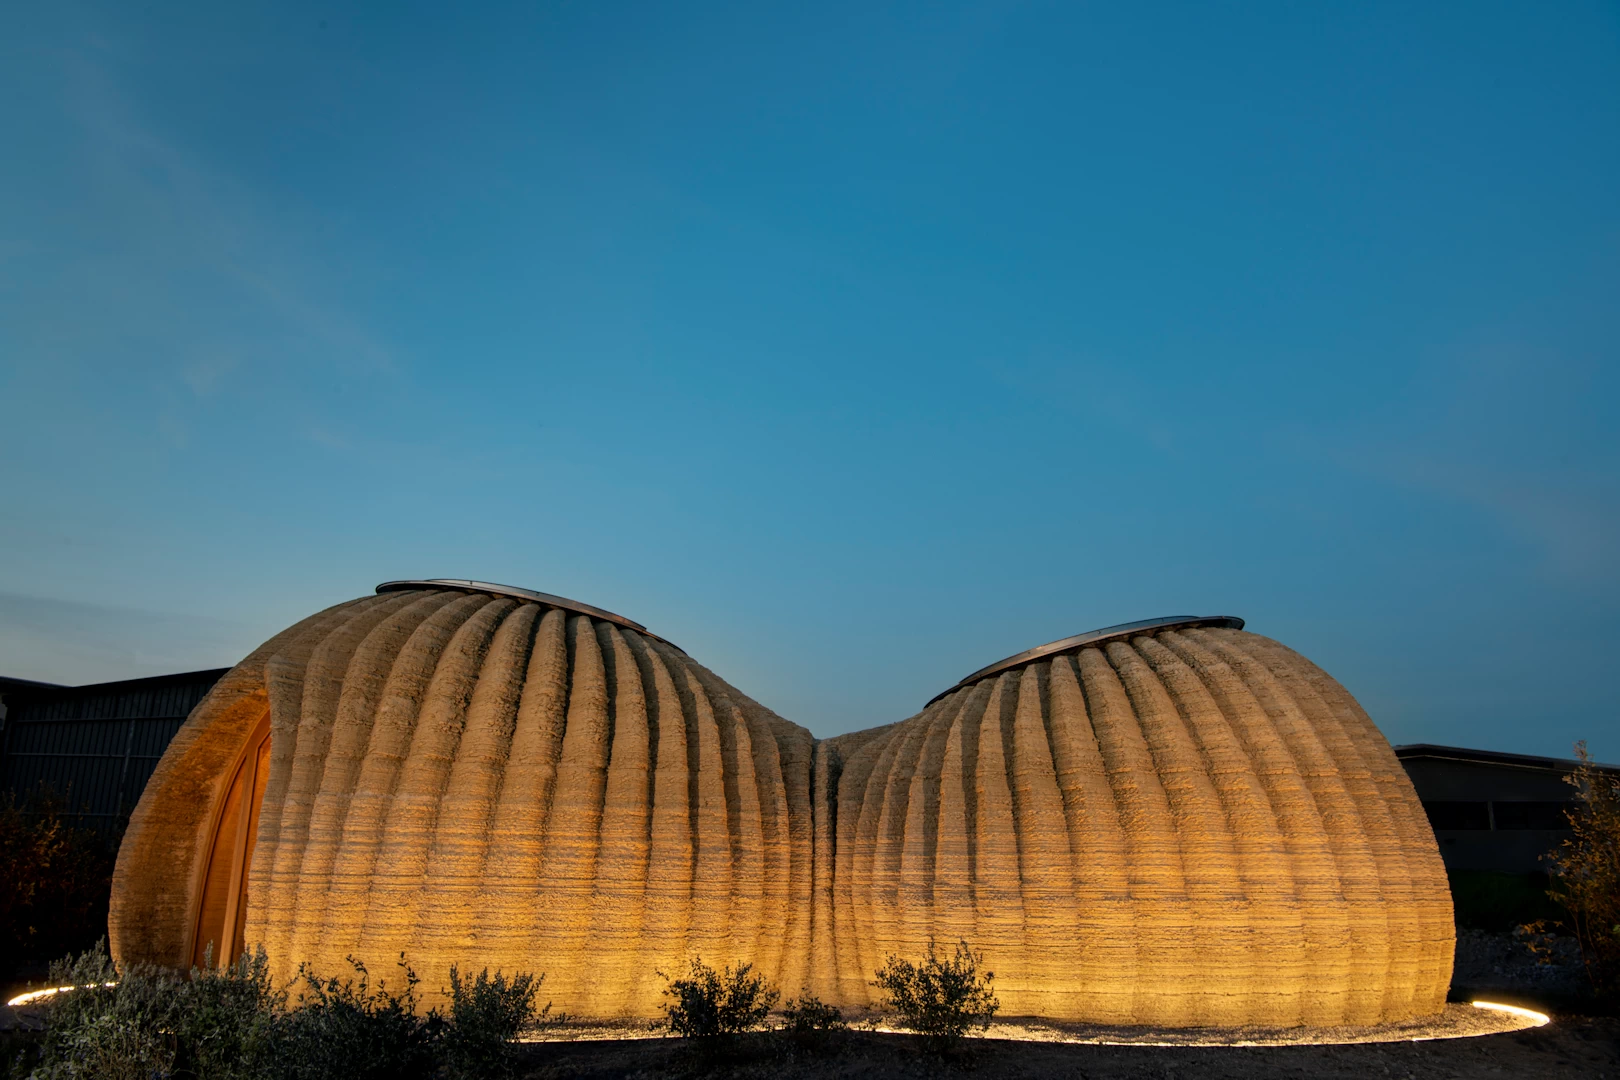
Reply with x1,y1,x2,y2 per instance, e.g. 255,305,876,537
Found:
356,598,514,964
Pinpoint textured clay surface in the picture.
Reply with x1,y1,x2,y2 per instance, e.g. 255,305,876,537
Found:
111,588,1454,1025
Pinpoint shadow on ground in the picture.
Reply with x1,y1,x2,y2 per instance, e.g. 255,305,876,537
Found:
520,934,1617,1080
515,1018,1619,1080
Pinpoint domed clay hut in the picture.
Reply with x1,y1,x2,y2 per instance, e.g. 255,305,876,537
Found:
111,581,1452,1026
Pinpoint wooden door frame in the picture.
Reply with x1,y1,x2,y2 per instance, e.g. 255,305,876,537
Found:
184,711,270,968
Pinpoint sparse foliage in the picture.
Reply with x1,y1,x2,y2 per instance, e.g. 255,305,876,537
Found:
443,965,561,1080
20,942,552,1080
780,992,845,1035
173,947,281,1079
29,941,168,1080
873,940,999,1052
1534,741,1620,996
268,955,442,1080
27,940,276,1080
778,992,846,1053
0,792,118,989
657,957,780,1038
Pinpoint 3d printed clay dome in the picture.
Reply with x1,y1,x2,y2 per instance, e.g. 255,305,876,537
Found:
111,581,1453,1026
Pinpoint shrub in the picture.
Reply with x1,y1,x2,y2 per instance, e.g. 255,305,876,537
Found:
442,965,561,1080
28,942,277,1080
21,945,555,1080
778,992,845,1053
29,941,172,1080
0,792,117,990
1536,741,1620,997
173,947,280,1080
780,992,845,1036
872,940,999,1052
657,958,779,1039
266,955,442,1080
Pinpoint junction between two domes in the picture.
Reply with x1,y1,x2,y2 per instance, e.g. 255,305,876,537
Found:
110,579,1454,1027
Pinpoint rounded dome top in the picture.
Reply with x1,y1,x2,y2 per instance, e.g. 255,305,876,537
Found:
375,579,682,648
927,615,1245,705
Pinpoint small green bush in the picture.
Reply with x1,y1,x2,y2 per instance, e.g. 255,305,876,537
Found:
268,955,442,1080
872,940,999,1053
442,965,560,1080
657,958,779,1039
0,794,117,992
29,942,171,1080
1543,741,1620,997
778,992,846,1054
28,941,275,1080
21,944,553,1080
173,948,280,1080
779,992,845,1036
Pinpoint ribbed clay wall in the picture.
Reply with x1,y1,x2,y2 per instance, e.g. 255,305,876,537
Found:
824,627,1453,1024
111,587,1452,1025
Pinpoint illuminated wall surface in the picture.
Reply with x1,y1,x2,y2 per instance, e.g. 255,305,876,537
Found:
111,584,1454,1026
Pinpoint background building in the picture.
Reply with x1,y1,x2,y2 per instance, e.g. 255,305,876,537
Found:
1393,743,1601,875
0,669,228,833
1394,742,1618,931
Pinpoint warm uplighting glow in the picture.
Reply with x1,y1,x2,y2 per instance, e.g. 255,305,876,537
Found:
1470,1000,1550,1027
520,1002,1548,1047
118,586,1459,1028
6,983,117,1007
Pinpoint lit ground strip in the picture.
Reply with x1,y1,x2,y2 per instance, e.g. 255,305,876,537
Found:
521,1002,1549,1047
1470,1000,1550,1026
2,991,1549,1038
966,1003,1549,1046
6,983,117,1008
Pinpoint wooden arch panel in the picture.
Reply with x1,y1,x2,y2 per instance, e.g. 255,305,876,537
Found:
189,712,270,968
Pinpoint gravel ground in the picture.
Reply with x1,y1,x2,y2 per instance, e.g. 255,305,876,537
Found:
518,931,1613,1080
1452,927,1592,1003
7,929,1610,1077
515,1017,1619,1079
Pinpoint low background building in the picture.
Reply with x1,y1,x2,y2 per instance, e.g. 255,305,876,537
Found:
0,670,228,833
0,669,226,996
1395,743,1593,874
1394,743,1616,932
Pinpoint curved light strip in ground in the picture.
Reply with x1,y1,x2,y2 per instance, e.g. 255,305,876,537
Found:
6,982,117,1007
1470,1000,1550,1026
523,1001,1550,1046
5,992,1552,1043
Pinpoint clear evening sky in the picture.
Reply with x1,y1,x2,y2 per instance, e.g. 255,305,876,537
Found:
2,3,1616,759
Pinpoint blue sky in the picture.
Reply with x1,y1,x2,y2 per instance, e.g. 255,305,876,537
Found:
3,2,1616,759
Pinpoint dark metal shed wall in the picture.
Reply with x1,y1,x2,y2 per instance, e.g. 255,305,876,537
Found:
0,670,227,834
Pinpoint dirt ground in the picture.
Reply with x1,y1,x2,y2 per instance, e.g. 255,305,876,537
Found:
518,930,1615,1080
515,1016,1620,1079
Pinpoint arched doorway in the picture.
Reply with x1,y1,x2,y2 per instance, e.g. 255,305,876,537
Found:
188,712,270,969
